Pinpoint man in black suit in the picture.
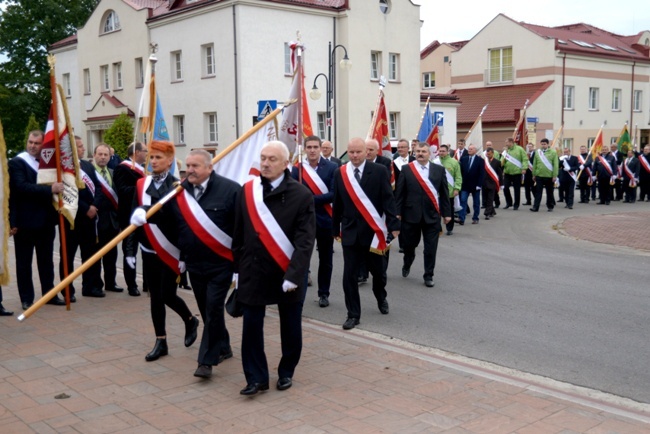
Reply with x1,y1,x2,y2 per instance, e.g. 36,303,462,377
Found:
233,141,315,395
291,136,337,308
8,130,66,310
332,137,400,330
458,145,486,225
113,142,146,296
638,145,650,201
59,136,105,299
395,141,451,288
174,150,239,379
452,139,469,162
482,147,503,219
622,148,640,203
93,143,123,293
577,145,593,204
609,143,624,201
558,147,580,209
366,138,392,173
321,140,342,166
593,144,618,205
392,138,415,185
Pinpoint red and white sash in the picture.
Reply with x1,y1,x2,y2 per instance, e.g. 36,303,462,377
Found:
483,157,500,190
297,162,332,217
639,154,650,174
137,177,181,273
502,149,523,169
96,171,118,209
561,158,577,183
577,154,593,183
120,159,144,177
408,162,440,214
176,189,233,261
454,148,464,161
341,163,388,254
79,169,96,196
597,155,614,176
623,158,637,187
243,177,294,271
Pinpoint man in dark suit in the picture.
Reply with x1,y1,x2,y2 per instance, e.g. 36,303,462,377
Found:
233,141,315,396
459,145,485,224
609,143,624,201
593,144,618,205
291,136,337,308
622,148,640,203
392,138,415,185
577,145,593,204
366,138,393,173
332,137,400,331
638,145,650,201
173,150,239,379
558,147,580,209
107,146,122,170
395,141,451,288
452,139,469,162
8,130,66,310
482,147,503,219
59,136,105,299
321,140,342,166
113,142,146,296
93,143,123,293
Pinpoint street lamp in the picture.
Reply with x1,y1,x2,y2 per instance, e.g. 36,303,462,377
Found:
310,42,351,148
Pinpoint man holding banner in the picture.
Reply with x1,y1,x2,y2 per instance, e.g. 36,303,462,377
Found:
558,147,580,209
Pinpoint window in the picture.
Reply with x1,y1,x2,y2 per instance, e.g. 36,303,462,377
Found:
562,138,574,150
589,87,599,110
174,115,185,144
171,51,183,81
83,69,91,94
202,44,215,77
612,89,622,111
101,10,120,34
563,85,574,110
205,112,218,143
135,58,144,88
388,53,399,81
389,112,399,139
62,73,71,97
488,47,513,84
370,51,381,80
113,62,122,90
634,90,642,112
284,43,292,75
100,65,109,91
423,72,435,89
317,112,326,139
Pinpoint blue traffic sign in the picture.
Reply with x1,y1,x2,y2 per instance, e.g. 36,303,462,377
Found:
258,100,277,121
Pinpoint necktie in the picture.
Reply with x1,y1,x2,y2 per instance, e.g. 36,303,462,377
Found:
421,165,427,171
469,156,474,169
101,168,108,181
262,178,272,198
354,168,361,183
194,185,204,200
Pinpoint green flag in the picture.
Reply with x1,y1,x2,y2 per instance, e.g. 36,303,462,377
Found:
617,124,631,154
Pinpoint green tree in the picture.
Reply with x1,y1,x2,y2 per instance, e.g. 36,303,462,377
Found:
103,113,133,159
23,113,41,140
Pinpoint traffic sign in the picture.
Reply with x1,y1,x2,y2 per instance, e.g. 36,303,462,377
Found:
258,100,277,121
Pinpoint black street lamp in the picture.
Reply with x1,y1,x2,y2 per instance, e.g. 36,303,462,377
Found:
310,42,352,149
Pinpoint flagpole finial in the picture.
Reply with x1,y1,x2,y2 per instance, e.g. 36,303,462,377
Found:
379,76,387,89
296,30,301,42
149,43,158,54
47,54,56,72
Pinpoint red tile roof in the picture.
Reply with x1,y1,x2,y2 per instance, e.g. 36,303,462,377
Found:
420,92,461,104
451,81,553,125
148,0,348,19
50,34,78,50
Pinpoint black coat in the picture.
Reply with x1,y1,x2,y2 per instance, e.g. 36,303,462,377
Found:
76,160,104,233
558,155,580,184
233,170,315,306
95,167,119,233
392,155,415,184
290,158,337,229
113,159,144,229
374,155,393,173
332,162,400,247
8,153,58,229
622,157,640,180
395,163,451,232
483,157,504,190
594,154,618,180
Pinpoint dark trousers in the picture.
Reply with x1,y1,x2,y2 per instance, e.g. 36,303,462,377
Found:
98,227,118,290
342,244,387,320
504,173,522,207
59,220,101,295
524,171,534,203
315,226,333,297
142,252,192,337
14,226,56,304
533,177,555,210
623,179,637,203
640,177,650,200
459,190,480,222
597,176,612,203
613,178,622,200
559,179,575,207
241,301,303,384
445,196,455,233
591,181,598,200
402,220,440,280
189,270,231,365
121,241,138,290
482,187,496,217
578,176,591,203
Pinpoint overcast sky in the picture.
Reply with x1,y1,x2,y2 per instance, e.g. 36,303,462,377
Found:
413,0,650,48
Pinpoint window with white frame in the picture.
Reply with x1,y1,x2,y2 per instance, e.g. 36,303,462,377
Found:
562,138,574,150
205,112,218,143
370,51,381,80
634,90,642,112
113,62,122,90
174,115,185,144
389,112,399,139
202,44,215,77
171,51,183,81
100,65,109,91
284,43,292,75
83,69,91,94
611,89,622,111
589,87,599,110
317,113,326,139
135,58,144,88
488,47,513,84
388,53,400,81
423,72,435,89
61,73,71,97
563,85,574,110
101,10,120,34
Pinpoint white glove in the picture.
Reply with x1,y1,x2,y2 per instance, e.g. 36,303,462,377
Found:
178,261,186,273
579,164,584,170
130,207,147,227
233,273,239,289
282,280,297,293
476,186,481,191
500,185,504,190
563,167,570,172
126,257,136,269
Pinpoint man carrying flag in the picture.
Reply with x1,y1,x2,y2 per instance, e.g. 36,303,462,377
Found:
558,147,580,209
577,145,593,204
593,144,618,205
368,89,394,187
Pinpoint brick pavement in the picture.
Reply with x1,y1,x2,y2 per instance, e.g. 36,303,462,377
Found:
561,211,650,251
2,220,650,432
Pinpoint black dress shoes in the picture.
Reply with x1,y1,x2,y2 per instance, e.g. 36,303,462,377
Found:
194,364,212,378
378,299,389,314
184,316,199,347
342,317,360,330
128,287,141,296
21,301,32,310
240,382,269,396
145,338,168,361
218,347,233,364
318,296,329,308
401,266,410,278
0,305,13,316
503,205,511,209
424,279,435,288
523,201,531,206
47,296,66,306
82,288,105,298
513,206,519,210
106,286,124,293
277,377,292,391
530,207,539,212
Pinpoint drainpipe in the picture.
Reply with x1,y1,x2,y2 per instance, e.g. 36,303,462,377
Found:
232,5,240,137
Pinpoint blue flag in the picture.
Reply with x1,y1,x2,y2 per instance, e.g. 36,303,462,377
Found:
417,103,432,142
153,95,169,141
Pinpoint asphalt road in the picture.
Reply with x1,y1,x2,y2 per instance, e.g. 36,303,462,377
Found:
301,198,650,404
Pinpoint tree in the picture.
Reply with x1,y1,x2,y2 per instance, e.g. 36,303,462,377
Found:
103,113,134,159
23,113,41,140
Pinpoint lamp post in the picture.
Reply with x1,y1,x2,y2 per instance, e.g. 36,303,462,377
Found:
310,42,351,150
